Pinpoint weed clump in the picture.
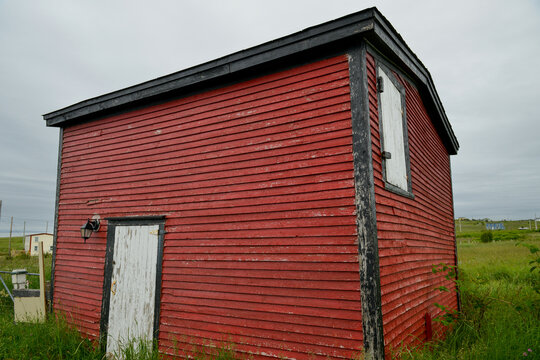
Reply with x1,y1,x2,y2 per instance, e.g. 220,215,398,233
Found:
15,252,31,260
480,230,493,243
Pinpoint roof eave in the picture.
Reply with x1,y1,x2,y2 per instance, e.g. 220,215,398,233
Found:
43,7,458,154
369,11,459,154
43,8,377,127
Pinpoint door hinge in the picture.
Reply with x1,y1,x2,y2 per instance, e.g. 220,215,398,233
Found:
149,230,159,235
377,76,384,93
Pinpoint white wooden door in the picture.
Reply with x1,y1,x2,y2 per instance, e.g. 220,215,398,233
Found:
378,66,408,191
106,224,159,356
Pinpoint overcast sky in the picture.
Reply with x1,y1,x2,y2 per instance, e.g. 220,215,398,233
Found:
1,0,539,235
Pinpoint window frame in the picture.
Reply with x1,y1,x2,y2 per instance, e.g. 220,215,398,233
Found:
375,61,414,198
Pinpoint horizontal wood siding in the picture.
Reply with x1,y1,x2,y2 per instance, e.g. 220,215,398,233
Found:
54,55,364,359
366,52,457,351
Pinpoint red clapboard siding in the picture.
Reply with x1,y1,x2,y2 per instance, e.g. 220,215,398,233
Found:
54,55,364,359
366,52,457,352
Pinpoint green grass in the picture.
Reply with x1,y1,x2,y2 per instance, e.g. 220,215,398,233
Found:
397,237,540,360
0,236,53,293
0,236,24,256
0,310,103,360
456,219,538,232
0,252,52,291
0,305,236,360
455,219,540,243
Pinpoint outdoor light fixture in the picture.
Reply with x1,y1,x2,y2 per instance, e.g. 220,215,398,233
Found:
81,218,100,242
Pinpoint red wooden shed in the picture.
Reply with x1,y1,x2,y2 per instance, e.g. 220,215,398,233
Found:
44,8,459,360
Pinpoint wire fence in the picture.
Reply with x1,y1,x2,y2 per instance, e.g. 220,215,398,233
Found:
0,257,51,315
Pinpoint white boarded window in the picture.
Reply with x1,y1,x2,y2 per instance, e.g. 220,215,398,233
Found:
378,66,410,192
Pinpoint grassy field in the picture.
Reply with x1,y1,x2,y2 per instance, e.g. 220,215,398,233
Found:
398,222,540,359
0,236,52,292
0,225,539,359
0,236,24,256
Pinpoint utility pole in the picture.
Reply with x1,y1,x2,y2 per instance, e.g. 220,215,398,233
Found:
23,221,26,239
536,213,538,231
46,221,48,233
8,216,13,256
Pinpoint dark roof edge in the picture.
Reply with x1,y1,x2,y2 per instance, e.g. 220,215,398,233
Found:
43,8,376,125
43,7,458,154
369,11,459,153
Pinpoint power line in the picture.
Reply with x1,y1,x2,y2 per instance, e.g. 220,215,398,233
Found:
0,216,52,223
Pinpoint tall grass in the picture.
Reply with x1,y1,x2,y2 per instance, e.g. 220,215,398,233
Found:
0,236,24,256
0,307,168,359
397,239,540,360
0,309,103,359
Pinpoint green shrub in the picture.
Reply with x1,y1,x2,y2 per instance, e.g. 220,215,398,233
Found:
480,230,493,243
492,230,525,242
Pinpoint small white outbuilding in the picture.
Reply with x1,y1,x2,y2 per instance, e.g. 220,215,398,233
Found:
24,233,53,256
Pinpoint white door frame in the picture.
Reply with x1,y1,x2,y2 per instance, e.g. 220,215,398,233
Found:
100,216,166,353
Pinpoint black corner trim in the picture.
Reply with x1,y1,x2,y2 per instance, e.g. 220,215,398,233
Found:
49,128,63,314
449,156,461,313
99,223,116,350
154,222,166,341
348,42,385,359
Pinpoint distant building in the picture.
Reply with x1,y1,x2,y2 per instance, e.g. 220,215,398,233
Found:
24,233,54,256
486,223,505,230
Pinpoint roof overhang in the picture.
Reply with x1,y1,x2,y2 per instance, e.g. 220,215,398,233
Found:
43,7,458,154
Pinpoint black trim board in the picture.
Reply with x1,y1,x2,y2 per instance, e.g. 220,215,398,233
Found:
43,12,375,126
49,128,63,313
348,43,385,360
368,10,458,152
42,7,458,155
99,217,166,351
13,289,51,299
105,215,166,223
363,23,457,154
449,156,461,313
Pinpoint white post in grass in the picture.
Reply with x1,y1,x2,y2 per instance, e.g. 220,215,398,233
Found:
38,241,47,321
8,216,13,256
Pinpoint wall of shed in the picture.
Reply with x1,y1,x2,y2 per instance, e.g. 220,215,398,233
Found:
54,55,365,359
366,52,458,350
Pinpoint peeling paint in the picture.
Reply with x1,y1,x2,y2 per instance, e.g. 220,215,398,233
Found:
106,225,159,356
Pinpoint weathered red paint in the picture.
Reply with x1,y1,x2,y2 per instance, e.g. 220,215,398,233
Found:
54,55,365,359
53,46,457,359
366,52,458,352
